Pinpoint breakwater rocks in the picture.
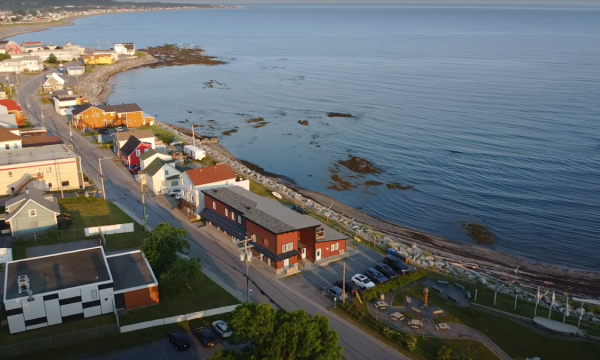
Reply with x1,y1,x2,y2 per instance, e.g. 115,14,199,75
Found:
76,52,158,104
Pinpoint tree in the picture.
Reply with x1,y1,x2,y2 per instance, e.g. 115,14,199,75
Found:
0,54,10,61
47,53,58,64
436,346,454,360
229,303,343,360
159,257,202,294
140,222,189,276
209,350,240,360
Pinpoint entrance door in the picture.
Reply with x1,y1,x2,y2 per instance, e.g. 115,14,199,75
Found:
283,258,290,271
316,249,322,261
301,248,306,259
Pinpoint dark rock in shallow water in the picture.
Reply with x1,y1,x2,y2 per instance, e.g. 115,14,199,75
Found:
298,120,309,126
327,112,354,118
386,183,412,190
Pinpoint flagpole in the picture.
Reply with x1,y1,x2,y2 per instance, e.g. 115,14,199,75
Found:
578,302,584,328
548,291,555,319
534,286,540,317
563,295,569,323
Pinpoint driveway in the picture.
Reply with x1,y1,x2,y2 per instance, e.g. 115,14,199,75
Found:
78,333,236,360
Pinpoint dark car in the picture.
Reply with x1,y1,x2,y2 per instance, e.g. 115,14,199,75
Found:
334,280,361,295
167,330,190,351
193,327,218,347
383,255,412,275
324,286,347,302
292,205,308,214
98,128,109,134
365,267,388,284
374,263,398,279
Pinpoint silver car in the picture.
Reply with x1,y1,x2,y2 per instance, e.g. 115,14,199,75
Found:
211,320,233,338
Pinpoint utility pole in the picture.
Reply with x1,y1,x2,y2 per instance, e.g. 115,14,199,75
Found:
140,172,147,231
55,159,64,199
343,262,346,304
99,158,106,200
191,124,195,148
40,102,45,128
237,237,255,303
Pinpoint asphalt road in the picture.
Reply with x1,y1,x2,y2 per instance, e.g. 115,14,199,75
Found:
15,72,408,360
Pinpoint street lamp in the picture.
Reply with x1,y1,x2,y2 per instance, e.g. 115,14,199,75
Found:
238,238,257,303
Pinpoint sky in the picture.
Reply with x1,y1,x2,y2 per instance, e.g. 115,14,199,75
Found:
121,0,600,5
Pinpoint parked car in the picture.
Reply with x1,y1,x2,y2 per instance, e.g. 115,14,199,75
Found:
291,205,308,214
169,189,182,197
383,255,413,275
170,140,183,146
374,263,398,279
351,274,375,290
365,268,388,285
334,280,361,295
167,330,190,351
129,166,140,174
175,192,183,200
211,320,233,339
115,126,124,132
193,327,218,347
325,286,347,302
98,128,109,134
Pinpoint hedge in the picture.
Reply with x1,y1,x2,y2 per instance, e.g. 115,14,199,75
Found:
361,270,426,302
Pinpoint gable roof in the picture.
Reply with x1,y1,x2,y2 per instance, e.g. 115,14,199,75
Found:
71,103,96,116
0,100,22,112
0,127,22,142
120,136,142,157
5,187,60,222
109,104,142,113
114,129,155,142
43,73,65,86
139,149,158,161
184,164,236,187
202,186,321,234
144,158,168,176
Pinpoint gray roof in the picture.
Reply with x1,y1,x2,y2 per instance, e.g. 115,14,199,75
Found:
317,223,348,243
144,157,167,176
139,148,158,161
106,252,156,292
202,187,321,234
0,114,17,129
0,144,77,166
114,129,155,142
4,247,111,300
5,187,59,221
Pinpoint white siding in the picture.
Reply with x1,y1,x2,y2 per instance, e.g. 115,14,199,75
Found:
0,247,12,263
100,288,114,314
7,314,26,333
84,306,102,318
60,302,83,317
45,299,62,325
80,285,99,302
22,297,46,321
58,288,81,299
26,322,48,331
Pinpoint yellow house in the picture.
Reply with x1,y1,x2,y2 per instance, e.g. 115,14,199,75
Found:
83,54,114,65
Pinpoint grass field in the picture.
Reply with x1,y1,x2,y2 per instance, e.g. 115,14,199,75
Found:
119,272,239,326
138,125,182,144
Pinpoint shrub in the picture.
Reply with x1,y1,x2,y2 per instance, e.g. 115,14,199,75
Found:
361,270,426,302
58,196,101,204
339,301,365,320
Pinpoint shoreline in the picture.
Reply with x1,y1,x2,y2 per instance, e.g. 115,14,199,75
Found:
23,15,599,297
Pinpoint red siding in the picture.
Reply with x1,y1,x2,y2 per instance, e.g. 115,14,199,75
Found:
315,239,347,260
124,286,160,310
298,227,317,262
126,143,152,168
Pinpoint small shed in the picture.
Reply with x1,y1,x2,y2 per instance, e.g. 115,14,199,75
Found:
183,145,205,161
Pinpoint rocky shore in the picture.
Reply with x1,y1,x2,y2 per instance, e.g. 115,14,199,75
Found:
75,53,158,104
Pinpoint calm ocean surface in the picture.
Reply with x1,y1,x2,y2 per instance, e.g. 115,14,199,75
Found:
14,6,600,270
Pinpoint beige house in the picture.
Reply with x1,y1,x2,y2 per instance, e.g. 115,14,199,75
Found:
42,73,65,93
0,144,83,195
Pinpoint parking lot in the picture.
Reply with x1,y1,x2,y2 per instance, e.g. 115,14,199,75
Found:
281,243,395,307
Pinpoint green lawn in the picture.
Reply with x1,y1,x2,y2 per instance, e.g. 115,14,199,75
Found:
119,272,239,326
401,280,600,360
104,222,148,251
138,125,182,144
0,314,115,347
58,197,133,228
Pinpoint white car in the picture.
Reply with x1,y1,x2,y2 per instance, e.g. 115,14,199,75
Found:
351,274,376,289
211,320,233,338
115,126,124,132
168,189,182,197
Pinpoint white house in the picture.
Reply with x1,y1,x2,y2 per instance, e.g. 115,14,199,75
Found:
2,247,158,334
0,113,18,128
179,164,250,215
0,57,40,72
143,158,181,195
139,149,172,171
24,48,79,63
66,66,85,75
114,43,135,56
0,127,22,151
53,94,78,116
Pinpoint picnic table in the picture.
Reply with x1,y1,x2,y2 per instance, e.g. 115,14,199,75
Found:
375,301,389,310
390,312,405,321
436,323,451,331
409,319,423,328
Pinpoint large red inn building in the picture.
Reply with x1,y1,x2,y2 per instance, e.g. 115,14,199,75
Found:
200,187,347,274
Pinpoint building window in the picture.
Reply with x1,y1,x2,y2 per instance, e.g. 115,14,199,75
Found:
91,290,98,299
85,115,88,118
46,167,52,173
8,171,12,177
212,201,216,210
225,208,228,217
251,233,256,241
191,196,194,202
238,215,241,224
264,239,269,246
282,242,293,252
172,181,178,186
13,144,17,149
29,209,36,217
165,170,169,175
231,212,235,220
129,120,132,124
62,181,69,187
96,114,100,117
4,144,8,150
136,150,140,156
331,243,339,251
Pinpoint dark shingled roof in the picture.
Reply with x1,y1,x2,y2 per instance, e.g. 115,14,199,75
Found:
144,157,172,177
71,103,142,116
5,187,60,221
106,252,156,292
4,247,111,300
114,129,155,142
120,136,142,157
203,187,320,234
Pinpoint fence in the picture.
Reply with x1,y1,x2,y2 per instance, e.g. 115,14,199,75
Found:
13,228,87,242
120,304,240,333
0,323,119,360
85,222,134,236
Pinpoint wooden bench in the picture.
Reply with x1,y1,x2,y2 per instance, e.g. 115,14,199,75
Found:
411,307,422,314
406,296,412,304
454,283,465,290
448,295,459,303
466,291,472,299
432,286,443,293
432,310,444,316
436,280,449,285
438,323,451,331
390,312,404,321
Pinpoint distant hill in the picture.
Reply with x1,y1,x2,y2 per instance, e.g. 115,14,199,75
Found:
1,1,209,11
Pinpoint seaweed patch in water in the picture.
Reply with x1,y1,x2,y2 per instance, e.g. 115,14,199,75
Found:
327,112,354,118
386,183,413,190
365,181,383,186
461,223,497,246
247,118,265,123
328,174,356,191
338,155,382,175
222,129,238,136
298,120,309,126
253,122,269,129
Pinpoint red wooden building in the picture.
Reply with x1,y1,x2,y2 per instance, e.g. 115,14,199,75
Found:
119,136,153,169
200,187,347,274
